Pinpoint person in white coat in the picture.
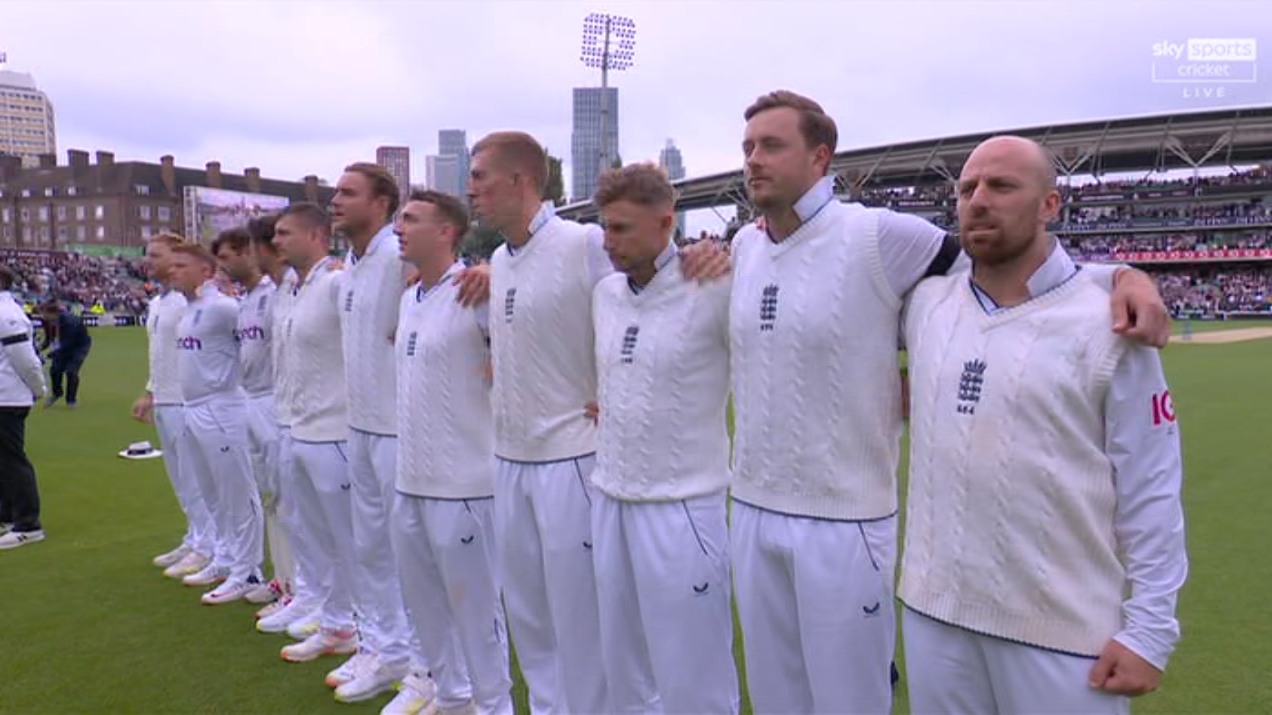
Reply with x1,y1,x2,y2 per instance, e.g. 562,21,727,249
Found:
0,263,48,550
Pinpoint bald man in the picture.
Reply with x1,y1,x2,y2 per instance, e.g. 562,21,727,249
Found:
899,136,1188,714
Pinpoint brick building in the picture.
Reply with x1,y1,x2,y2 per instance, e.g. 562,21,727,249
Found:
0,149,335,251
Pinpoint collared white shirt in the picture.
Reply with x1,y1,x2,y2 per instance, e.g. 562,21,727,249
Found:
505,202,556,257
628,241,678,295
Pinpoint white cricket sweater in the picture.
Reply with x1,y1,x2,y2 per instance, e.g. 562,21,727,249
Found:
395,263,495,499
146,290,188,406
591,256,733,501
490,216,604,462
177,287,246,405
341,225,407,436
271,269,298,427
900,269,1130,657
729,200,904,520
238,277,275,398
286,260,349,443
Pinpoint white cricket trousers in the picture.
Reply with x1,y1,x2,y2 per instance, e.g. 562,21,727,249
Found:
290,439,355,631
153,404,215,557
732,501,897,715
276,427,320,605
903,608,1130,714
392,494,512,715
181,396,264,583
494,455,608,715
348,429,411,669
246,394,294,589
593,490,739,714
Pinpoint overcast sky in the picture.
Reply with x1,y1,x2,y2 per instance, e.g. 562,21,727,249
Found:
3,0,1270,232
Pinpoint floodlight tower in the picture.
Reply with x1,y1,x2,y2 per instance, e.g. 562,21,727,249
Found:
580,13,636,178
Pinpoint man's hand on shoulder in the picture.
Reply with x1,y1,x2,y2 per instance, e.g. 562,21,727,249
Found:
1111,267,1170,348
453,264,491,307
680,240,731,282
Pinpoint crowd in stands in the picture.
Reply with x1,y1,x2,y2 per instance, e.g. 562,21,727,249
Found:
1064,202,1271,229
1153,265,1272,315
852,165,1272,208
1064,232,1272,258
0,251,149,316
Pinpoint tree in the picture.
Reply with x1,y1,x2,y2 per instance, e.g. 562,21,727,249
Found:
544,151,565,207
460,223,504,261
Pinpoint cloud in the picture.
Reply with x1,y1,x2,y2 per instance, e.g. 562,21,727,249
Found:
2,0,1269,235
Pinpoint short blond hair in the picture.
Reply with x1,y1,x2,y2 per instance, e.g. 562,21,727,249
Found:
472,131,549,190
593,163,675,209
147,231,189,249
168,242,217,269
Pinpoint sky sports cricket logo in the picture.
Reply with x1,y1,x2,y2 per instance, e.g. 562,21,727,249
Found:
1152,38,1258,99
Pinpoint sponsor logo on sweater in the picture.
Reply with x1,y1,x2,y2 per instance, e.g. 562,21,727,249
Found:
235,325,266,342
175,335,204,351
957,359,987,414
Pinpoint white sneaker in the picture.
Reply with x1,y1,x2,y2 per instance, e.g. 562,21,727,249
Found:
380,673,438,715
335,658,406,703
280,628,357,663
326,649,378,688
256,596,289,621
201,577,262,605
256,599,315,634
152,543,191,568
163,551,210,579
245,578,281,604
183,564,230,587
0,529,44,550
286,610,322,640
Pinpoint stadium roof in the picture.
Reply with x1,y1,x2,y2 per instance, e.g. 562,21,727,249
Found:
559,104,1272,221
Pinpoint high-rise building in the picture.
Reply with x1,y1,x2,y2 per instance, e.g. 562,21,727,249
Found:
658,138,687,240
375,145,410,207
438,129,470,198
0,69,56,168
571,86,619,202
426,154,462,197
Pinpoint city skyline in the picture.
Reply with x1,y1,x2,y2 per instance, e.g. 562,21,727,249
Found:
2,1,1269,233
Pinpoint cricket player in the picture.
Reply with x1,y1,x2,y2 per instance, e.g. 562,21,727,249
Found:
252,215,324,634
590,164,738,713
272,202,360,666
470,131,725,713
386,190,511,715
213,227,291,606
724,90,1171,713
900,135,1187,713
135,233,216,579
323,162,414,702
468,131,613,714
167,243,265,604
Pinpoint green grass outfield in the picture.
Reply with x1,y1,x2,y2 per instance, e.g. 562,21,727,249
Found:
2,324,1270,714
